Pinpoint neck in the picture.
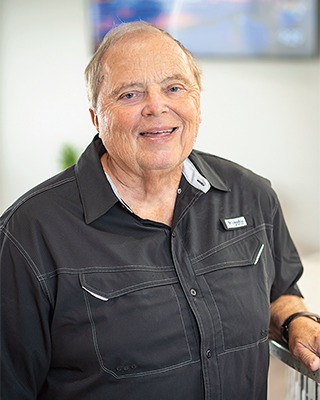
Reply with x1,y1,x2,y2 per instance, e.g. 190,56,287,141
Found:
101,153,183,226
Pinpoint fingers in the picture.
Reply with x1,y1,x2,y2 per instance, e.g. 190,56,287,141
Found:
309,357,320,372
291,342,320,371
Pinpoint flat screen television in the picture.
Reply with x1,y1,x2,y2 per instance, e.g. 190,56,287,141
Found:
90,0,318,58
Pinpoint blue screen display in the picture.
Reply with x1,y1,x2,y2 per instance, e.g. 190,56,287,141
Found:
90,0,318,57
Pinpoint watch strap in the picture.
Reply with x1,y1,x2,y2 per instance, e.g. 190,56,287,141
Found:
280,311,320,343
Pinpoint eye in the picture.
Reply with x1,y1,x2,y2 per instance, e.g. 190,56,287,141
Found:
122,92,135,100
168,86,181,93
166,85,186,96
118,91,144,103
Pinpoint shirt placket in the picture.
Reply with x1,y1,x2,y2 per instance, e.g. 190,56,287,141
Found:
171,200,221,400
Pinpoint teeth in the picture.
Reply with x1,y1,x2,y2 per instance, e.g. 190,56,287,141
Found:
141,128,174,135
159,129,174,133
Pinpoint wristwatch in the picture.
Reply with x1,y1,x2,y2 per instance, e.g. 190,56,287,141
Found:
280,311,320,343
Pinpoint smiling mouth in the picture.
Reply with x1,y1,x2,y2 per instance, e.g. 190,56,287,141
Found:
140,127,178,136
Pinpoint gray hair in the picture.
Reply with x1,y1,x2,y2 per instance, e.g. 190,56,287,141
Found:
84,21,202,111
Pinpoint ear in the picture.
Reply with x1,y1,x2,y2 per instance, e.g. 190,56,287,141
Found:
89,109,99,132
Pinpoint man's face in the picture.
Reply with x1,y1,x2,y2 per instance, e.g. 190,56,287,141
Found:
93,32,201,177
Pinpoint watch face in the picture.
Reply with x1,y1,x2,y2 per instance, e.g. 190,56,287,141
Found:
280,326,289,343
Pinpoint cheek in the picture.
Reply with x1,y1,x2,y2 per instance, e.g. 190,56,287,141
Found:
181,92,201,122
99,111,137,154
183,101,201,129
97,106,121,140
107,105,139,133
181,96,201,144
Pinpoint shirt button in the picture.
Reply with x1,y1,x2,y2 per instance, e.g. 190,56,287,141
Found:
172,232,176,238
190,288,197,296
177,188,182,194
206,349,212,359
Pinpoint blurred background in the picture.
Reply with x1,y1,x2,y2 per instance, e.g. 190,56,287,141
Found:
0,0,319,398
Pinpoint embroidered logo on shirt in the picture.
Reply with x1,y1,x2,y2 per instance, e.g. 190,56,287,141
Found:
223,216,247,230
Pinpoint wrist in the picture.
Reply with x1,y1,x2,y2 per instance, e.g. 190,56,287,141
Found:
280,311,320,343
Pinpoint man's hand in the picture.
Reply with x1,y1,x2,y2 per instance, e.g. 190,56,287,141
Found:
269,295,320,371
287,316,320,371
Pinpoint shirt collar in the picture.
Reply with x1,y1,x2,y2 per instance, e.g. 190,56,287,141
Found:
75,135,119,224
188,150,231,192
182,157,211,193
105,158,211,201
75,136,230,224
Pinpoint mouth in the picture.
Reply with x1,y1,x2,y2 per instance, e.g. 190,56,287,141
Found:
139,127,178,137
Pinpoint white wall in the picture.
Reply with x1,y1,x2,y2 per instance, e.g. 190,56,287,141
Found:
198,59,320,255
0,0,93,210
1,0,319,256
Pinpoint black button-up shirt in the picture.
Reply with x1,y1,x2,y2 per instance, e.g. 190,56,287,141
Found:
0,136,303,400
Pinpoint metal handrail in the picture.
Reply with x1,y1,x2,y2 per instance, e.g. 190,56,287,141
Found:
269,340,320,383
269,340,319,400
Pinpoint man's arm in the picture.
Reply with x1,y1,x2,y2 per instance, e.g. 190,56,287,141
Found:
0,228,51,398
269,294,320,371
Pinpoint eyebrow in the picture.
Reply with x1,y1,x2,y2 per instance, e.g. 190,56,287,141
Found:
111,74,191,98
161,74,191,86
110,82,145,98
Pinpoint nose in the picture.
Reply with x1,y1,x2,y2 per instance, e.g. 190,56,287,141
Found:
141,91,169,117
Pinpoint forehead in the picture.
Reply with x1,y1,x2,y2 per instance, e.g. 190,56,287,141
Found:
101,32,194,85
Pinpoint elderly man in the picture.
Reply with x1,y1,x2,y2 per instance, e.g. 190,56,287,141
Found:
1,22,319,400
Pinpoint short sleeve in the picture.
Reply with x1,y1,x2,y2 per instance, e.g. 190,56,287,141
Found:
269,197,304,302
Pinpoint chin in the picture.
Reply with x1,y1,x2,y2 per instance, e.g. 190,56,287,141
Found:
143,157,183,173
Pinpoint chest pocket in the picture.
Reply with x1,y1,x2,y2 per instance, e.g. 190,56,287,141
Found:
193,232,272,352
80,268,195,378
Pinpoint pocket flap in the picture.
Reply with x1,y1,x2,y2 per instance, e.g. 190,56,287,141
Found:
80,267,179,300
193,233,265,274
